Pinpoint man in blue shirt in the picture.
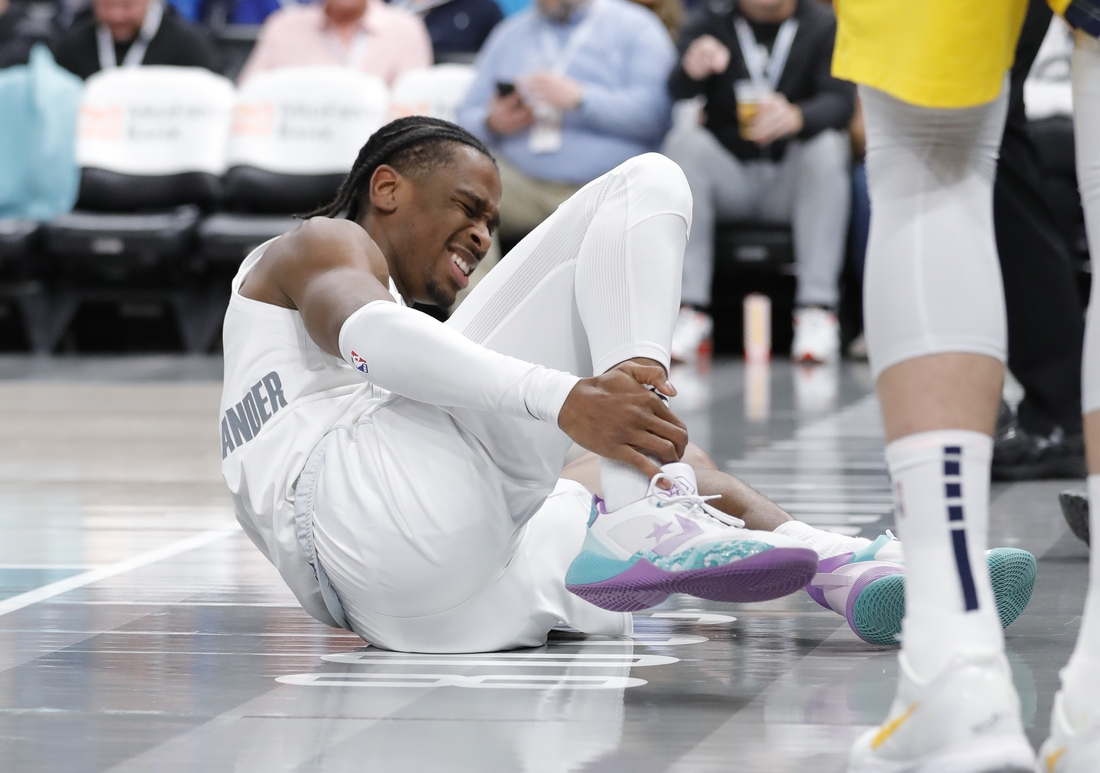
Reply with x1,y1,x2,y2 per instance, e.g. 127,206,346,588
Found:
456,0,675,246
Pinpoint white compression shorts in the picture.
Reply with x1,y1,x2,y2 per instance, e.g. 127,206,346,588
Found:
1076,33,1100,414
303,153,692,653
860,82,1010,380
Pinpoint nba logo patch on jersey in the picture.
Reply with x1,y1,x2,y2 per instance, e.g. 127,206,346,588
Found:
350,350,368,373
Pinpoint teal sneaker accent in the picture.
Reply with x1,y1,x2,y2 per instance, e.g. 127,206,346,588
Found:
988,547,1036,629
587,498,598,528
851,574,906,646
845,548,1037,646
566,534,774,585
850,534,893,564
565,530,635,584
651,539,772,572
565,549,639,585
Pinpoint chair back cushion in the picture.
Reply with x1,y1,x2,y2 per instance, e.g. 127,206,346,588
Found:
77,169,224,212
389,64,476,123
77,66,235,176
222,167,345,214
227,66,390,175
75,66,235,211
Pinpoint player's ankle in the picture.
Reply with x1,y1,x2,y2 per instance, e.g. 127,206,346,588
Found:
774,519,870,558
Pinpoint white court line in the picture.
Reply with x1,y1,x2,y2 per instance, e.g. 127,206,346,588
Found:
0,524,240,618
0,564,100,570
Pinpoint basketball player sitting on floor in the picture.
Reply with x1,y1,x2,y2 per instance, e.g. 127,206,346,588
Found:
219,116,1034,654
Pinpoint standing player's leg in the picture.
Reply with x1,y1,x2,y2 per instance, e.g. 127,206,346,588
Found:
847,84,1035,771
1038,30,1100,773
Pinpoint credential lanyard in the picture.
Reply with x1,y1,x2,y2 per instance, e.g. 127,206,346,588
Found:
538,0,604,75
97,0,163,70
734,16,798,90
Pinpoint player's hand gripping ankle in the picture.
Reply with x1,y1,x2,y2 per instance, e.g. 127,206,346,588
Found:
557,361,687,485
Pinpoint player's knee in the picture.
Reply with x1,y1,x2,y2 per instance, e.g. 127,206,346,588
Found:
619,153,693,224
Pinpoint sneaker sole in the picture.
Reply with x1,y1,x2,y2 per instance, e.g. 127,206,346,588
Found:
848,549,1037,646
851,734,1035,773
566,546,818,612
1058,490,1090,545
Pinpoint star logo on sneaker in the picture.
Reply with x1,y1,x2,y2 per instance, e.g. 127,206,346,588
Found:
647,521,675,542
647,514,703,556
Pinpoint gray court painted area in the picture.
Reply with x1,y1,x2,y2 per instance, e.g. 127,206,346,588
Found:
0,358,1087,772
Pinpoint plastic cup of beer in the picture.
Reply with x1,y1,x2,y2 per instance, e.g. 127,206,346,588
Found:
743,292,772,364
734,80,771,141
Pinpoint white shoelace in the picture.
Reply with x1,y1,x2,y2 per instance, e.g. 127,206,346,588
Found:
649,473,746,529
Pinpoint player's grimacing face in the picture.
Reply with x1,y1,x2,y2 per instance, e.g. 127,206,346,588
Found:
405,148,501,308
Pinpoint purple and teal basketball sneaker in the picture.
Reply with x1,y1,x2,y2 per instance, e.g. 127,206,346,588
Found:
565,463,819,612
807,533,1036,645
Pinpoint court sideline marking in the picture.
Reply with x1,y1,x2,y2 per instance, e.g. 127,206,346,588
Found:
0,524,241,618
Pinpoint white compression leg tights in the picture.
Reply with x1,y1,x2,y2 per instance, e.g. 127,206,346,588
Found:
449,154,691,512
1078,33,1100,416
859,84,1009,378
1062,31,1100,720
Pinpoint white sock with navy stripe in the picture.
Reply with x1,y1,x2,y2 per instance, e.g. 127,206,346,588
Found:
885,429,1004,679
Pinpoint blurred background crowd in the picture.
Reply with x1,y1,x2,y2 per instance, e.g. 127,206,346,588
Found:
0,0,1086,478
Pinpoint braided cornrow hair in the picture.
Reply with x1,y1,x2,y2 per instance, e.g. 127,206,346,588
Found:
307,116,496,222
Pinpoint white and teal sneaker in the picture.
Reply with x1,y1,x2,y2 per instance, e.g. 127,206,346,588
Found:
565,463,819,612
807,533,1036,645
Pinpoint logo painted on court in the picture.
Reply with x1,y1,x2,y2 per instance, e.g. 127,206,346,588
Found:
349,350,368,373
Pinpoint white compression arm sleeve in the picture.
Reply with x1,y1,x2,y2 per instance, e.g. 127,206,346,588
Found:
338,301,581,423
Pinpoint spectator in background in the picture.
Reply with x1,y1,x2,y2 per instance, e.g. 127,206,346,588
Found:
494,0,527,15
54,0,216,78
392,0,503,62
663,0,854,364
627,0,682,41
845,94,869,359
457,0,675,248
238,0,431,86
0,0,60,67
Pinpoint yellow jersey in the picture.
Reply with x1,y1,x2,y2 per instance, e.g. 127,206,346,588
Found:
832,0,1030,109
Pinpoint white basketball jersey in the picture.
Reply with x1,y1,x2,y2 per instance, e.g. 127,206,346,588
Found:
220,237,401,623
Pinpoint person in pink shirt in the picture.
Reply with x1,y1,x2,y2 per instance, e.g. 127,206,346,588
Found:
238,0,433,87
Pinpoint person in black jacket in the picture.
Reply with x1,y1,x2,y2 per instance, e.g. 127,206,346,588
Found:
0,0,61,68
662,0,854,364
393,0,503,62
53,0,215,80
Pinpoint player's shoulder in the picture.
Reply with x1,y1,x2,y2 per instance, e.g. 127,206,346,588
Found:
278,217,383,270
255,218,383,287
